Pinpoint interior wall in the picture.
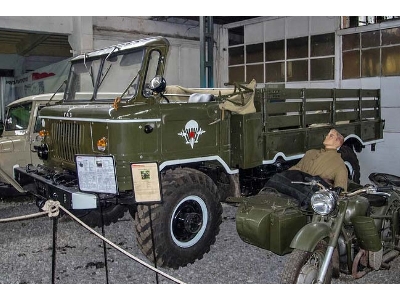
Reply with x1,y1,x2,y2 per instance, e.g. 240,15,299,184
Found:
353,76,400,184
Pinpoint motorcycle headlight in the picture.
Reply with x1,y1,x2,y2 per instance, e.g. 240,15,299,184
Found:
311,190,337,215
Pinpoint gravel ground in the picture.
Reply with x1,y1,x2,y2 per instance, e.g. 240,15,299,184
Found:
1,197,400,286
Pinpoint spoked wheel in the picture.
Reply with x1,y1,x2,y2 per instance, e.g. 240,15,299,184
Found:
380,198,400,255
280,241,332,284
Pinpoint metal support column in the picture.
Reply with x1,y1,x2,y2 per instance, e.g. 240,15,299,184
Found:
200,17,214,88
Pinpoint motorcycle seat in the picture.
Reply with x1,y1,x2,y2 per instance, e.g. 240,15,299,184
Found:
364,194,387,207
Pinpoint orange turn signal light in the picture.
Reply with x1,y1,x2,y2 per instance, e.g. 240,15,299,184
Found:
97,137,107,151
39,130,49,137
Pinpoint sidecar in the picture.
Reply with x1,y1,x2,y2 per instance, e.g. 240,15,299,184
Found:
232,189,308,256
233,180,370,256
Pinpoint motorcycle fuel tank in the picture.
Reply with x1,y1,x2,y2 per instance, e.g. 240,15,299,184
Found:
344,196,370,225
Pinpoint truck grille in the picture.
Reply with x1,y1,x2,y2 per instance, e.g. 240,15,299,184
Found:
51,122,82,163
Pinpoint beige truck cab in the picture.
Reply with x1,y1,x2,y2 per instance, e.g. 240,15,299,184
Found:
0,93,62,198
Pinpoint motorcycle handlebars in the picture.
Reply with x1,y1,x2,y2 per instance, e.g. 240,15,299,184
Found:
345,185,392,198
376,186,394,193
291,180,327,190
291,180,393,198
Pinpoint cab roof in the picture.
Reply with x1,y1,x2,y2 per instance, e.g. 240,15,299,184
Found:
71,36,170,62
6,93,63,107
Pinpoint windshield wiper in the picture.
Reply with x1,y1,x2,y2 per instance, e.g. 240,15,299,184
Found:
96,46,119,92
97,64,112,90
83,53,95,87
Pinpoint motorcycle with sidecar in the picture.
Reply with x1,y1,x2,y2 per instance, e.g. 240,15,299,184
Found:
234,172,400,284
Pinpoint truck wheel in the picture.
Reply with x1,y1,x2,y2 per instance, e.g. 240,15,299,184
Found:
134,168,222,269
280,241,332,284
338,145,360,184
73,203,128,228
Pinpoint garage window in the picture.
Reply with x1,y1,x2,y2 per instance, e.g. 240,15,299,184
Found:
342,27,400,79
227,26,335,84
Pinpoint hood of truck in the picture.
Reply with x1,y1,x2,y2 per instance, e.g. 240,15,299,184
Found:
39,102,158,121
38,102,161,170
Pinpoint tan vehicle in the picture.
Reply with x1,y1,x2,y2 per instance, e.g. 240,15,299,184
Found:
0,93,62,198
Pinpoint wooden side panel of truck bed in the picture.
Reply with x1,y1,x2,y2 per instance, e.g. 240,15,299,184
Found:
253,88,383,162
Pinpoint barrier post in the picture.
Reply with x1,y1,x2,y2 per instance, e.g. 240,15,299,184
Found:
51,216,58,284
100,204,109,283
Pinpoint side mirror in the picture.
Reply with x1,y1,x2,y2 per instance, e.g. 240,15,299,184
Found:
149,75,166,94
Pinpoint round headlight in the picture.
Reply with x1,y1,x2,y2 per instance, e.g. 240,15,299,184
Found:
311,190,337,215
37,144,49,160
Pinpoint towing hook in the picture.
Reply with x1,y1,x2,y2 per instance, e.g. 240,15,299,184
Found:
36,198,47,209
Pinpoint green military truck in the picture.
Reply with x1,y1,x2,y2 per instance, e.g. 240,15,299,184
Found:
13,36,384,269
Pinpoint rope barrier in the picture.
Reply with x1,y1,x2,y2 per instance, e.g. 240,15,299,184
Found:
0,200,185,284
0,210,47,222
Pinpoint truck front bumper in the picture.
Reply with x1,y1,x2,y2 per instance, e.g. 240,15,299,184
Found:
14,166,97,210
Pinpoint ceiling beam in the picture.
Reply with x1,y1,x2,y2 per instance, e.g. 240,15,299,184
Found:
0,43,17,54
16,33,51,56
29,44,72,57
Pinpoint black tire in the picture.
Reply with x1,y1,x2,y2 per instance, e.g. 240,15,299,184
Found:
72,203,128,228
134,168,222,269
338,145,360,184
0,184,27,200
280,241,332,284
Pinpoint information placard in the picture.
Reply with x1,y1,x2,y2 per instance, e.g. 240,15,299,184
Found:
76,155,117,194
131,162,162,203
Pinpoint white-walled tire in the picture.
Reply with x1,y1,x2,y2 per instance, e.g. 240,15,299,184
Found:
134,168,222,269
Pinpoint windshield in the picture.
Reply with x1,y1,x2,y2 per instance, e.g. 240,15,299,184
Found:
5,102,32,131
65,49,144,102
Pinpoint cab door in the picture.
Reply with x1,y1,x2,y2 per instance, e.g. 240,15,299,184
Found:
160,101,221,160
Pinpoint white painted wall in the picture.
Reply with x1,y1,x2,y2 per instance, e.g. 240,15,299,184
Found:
92,16,202,87
0,16,73,34
355,76,400,184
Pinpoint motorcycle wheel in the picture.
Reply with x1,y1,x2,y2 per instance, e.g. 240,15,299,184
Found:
280,241,333,284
